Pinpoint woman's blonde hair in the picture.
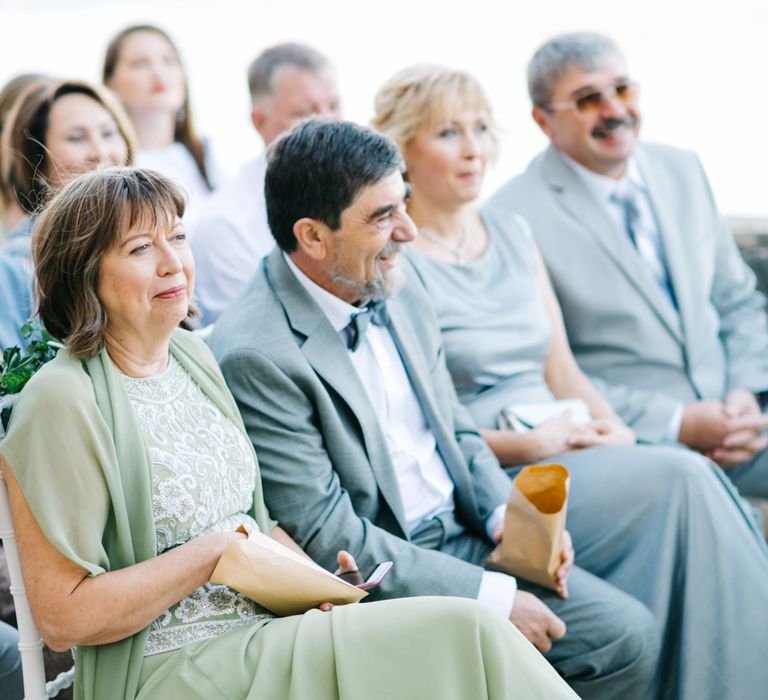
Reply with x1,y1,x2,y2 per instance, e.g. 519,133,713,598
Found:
33,168,188,359
371,63,497,158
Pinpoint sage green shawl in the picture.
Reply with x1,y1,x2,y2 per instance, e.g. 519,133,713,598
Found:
0,329,275,700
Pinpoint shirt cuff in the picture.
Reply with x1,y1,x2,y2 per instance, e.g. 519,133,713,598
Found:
485,503,507,540
666,403,685,443
477,570,517,618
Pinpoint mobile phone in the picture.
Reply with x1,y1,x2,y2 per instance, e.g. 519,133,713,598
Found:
337,561,393,590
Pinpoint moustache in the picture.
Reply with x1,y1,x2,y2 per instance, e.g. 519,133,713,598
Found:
377,242,404,260
591,115,637,139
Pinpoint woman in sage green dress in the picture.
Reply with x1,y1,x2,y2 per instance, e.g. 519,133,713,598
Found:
0,167,577,700
371,63,768,700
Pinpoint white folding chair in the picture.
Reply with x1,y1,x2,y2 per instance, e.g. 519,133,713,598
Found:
0,468,74,699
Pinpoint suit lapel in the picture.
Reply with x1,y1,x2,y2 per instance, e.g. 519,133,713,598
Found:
542,147,683,341
634,146,694,345
386,296,478,514
264,251,408,533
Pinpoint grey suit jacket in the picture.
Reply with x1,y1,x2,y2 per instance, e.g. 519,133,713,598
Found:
485,143,768,443
209,249,512,600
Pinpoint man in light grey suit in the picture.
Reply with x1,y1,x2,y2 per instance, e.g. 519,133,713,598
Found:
486,32,768,496
209,119,665,698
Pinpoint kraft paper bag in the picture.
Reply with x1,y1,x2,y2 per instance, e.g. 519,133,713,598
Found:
486,464,570,591
210,529,367,616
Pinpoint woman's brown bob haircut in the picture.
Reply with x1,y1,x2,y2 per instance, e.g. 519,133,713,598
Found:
33,167,187,359
0,79,136,214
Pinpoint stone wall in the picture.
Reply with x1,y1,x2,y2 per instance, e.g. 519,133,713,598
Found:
732,217,768,297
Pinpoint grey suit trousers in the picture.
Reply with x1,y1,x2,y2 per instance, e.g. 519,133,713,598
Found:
725,447,768,498
411,510,659,700
506,444,768,700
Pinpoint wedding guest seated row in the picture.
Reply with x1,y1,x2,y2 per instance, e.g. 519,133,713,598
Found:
0,167,576,700
0,79,134,349
1,26,767,700
370,60,768,700
207,116,768,700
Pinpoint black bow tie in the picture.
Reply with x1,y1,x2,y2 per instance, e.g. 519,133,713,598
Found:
344,300,389,352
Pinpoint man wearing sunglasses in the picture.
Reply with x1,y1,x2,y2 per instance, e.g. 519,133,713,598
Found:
486,31,768,498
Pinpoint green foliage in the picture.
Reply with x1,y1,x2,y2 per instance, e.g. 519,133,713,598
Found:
0,323,62,431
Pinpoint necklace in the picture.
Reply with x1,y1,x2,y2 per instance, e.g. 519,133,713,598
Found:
418,223,469,263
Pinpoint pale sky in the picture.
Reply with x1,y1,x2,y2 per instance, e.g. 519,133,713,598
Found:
2,0,766,215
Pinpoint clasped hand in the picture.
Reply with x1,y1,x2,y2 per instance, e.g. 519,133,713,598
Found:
531,411,635,457
680,389,768,467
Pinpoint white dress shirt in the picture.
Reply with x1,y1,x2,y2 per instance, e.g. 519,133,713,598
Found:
562,152,684,441
192,154,275,324
284,255,516,616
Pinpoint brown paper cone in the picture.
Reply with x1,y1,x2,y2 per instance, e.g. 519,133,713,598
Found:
486,464,570,590
210,530,367,616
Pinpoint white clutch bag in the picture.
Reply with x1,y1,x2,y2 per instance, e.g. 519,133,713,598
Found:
498,399,591,432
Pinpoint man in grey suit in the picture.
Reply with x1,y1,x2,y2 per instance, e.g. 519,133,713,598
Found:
209,119,666,698
486,32,768,496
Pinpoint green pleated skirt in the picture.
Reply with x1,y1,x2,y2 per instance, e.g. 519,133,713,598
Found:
136,596,577,699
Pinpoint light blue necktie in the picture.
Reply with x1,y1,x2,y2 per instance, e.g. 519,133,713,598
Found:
611,185,641,248
611,184,678,309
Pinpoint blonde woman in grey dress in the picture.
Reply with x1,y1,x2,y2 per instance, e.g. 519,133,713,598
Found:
0,167,577,700
372,64,768,700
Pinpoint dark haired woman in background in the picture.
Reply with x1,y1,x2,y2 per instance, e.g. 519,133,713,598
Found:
104,24,223,228
0,79,134,349
0,73,49,239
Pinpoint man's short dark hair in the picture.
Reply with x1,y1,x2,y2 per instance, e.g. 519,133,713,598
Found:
265,119,403,253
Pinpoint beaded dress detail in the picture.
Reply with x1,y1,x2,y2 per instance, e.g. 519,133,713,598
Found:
122,356,273,656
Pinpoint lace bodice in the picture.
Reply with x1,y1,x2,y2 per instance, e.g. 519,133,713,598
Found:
123,357,273,656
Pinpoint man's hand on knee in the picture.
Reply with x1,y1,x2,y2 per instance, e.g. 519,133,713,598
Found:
706,430,768,467
509,591,566,653
679,400,732,451
680,397,768,466
708,388,768,465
